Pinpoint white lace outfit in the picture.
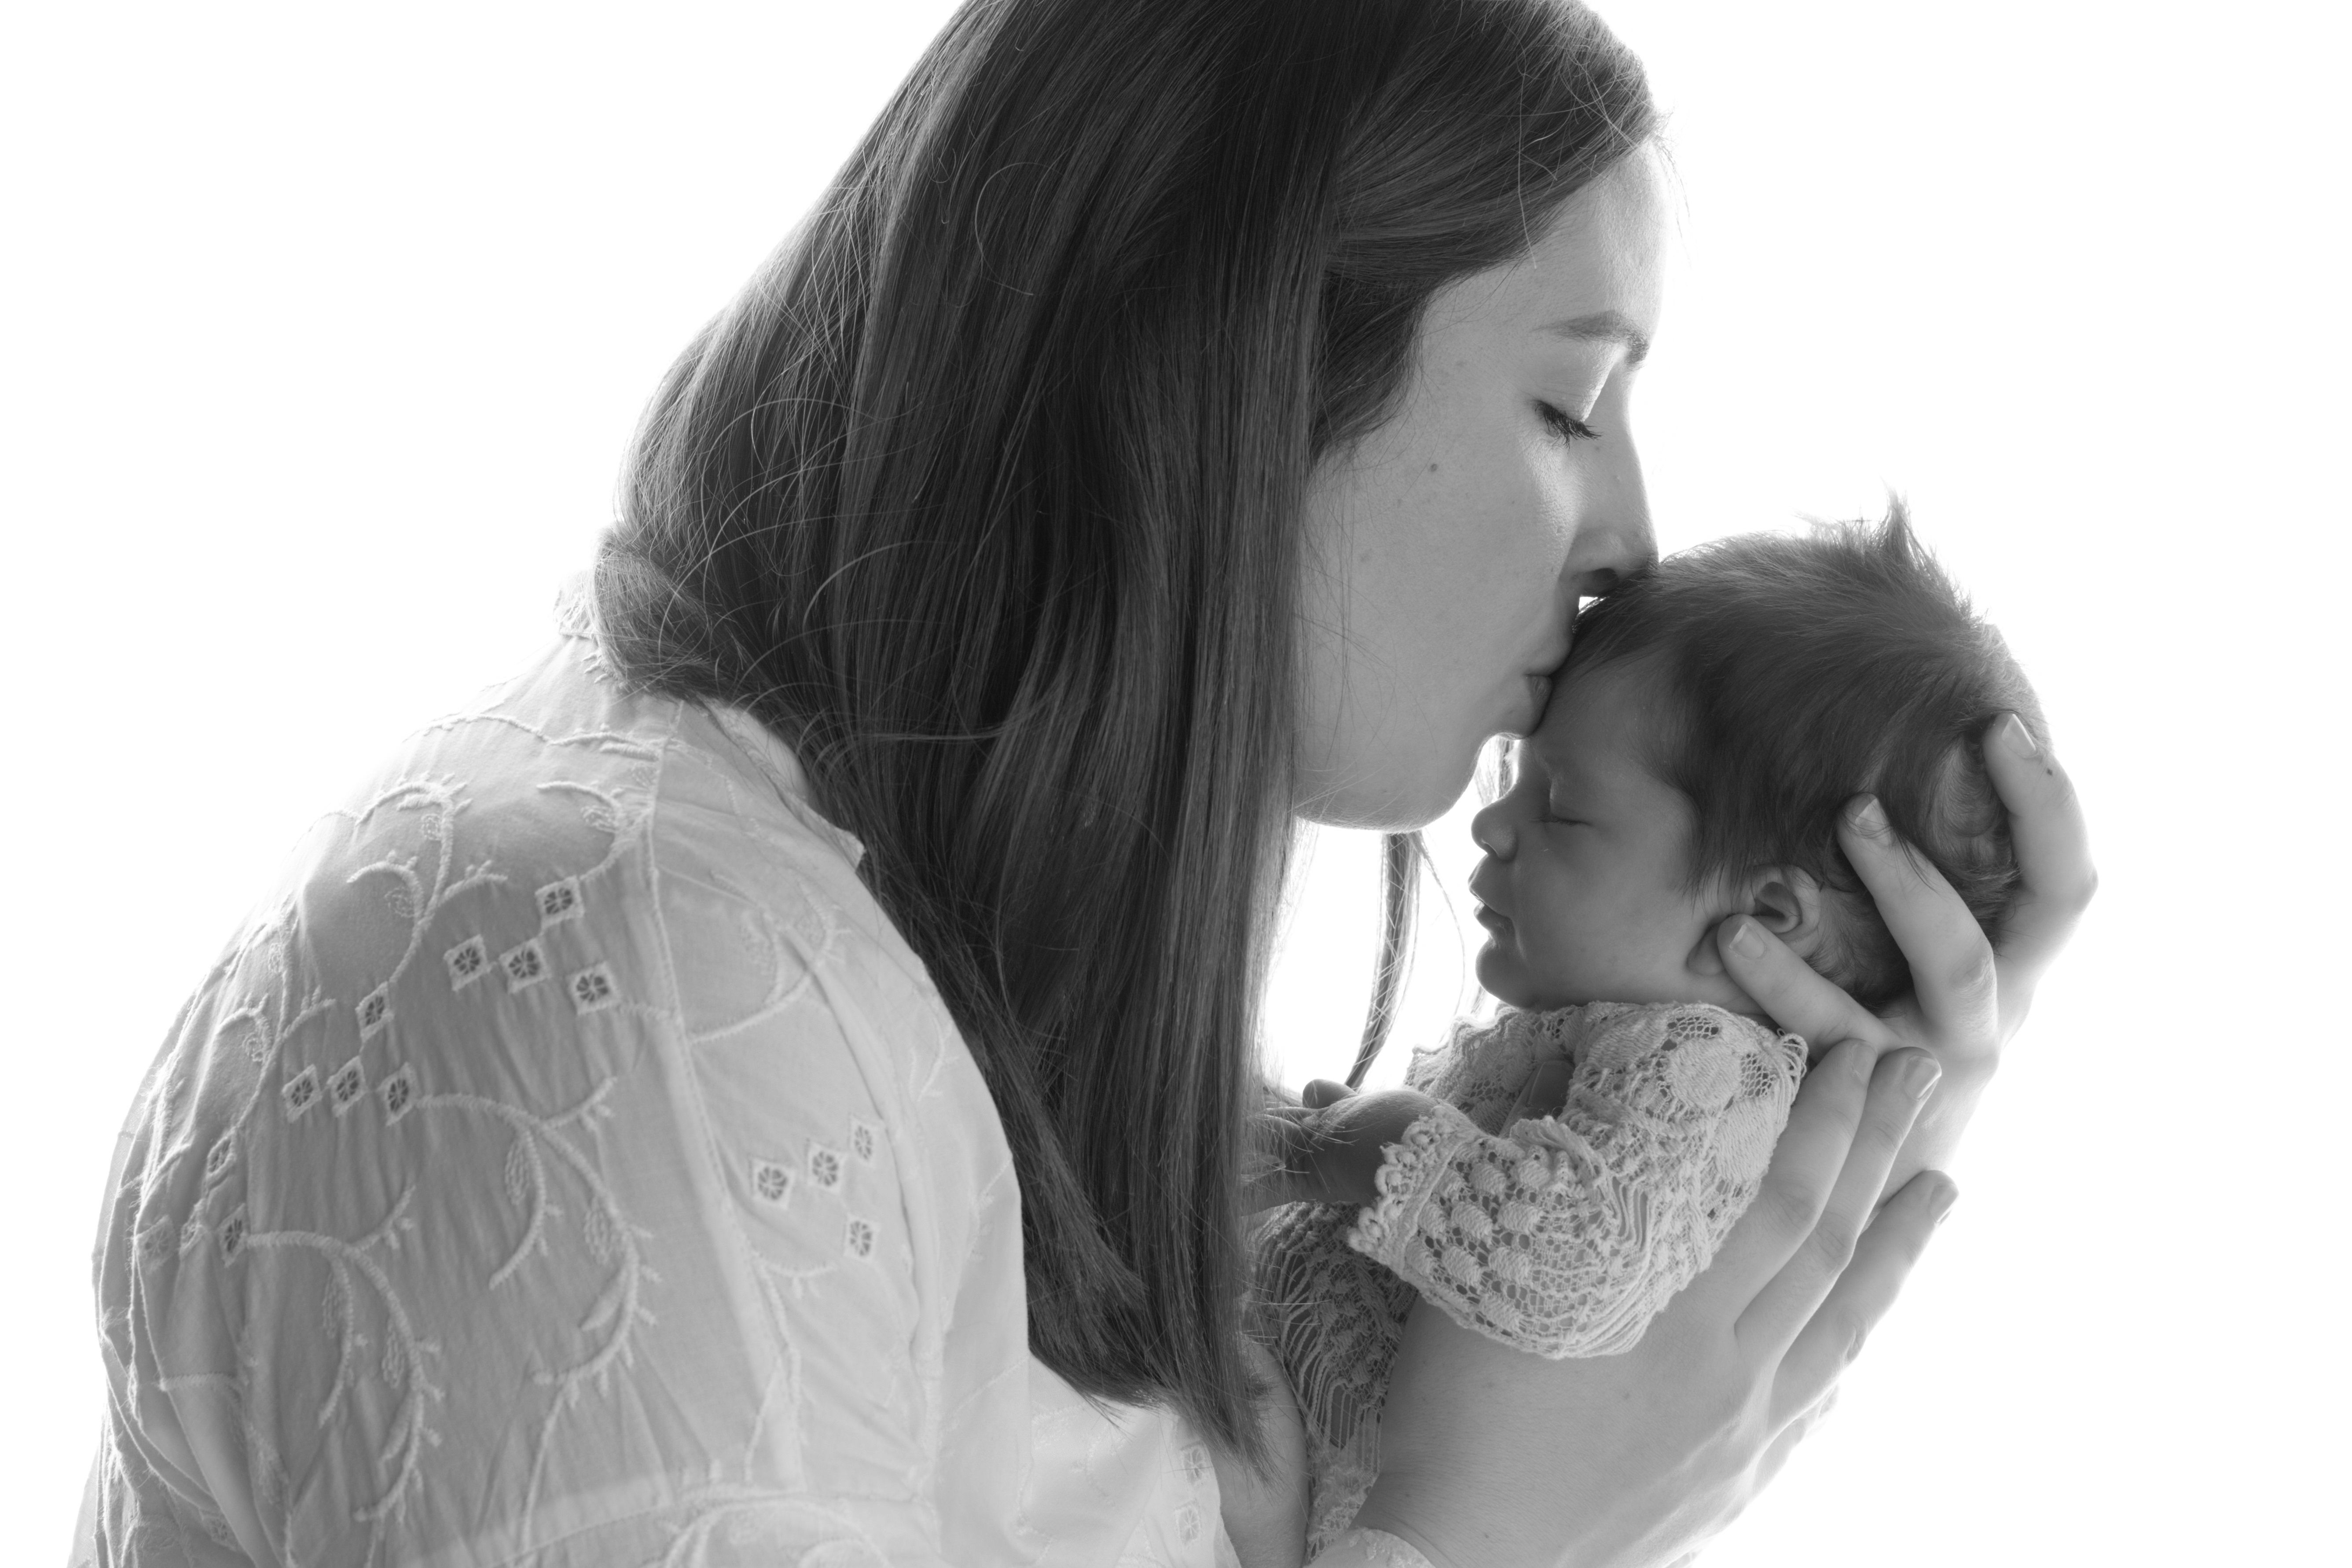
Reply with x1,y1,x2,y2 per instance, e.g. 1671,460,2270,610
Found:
1251,1002,1809,1557
70,577,1269,1568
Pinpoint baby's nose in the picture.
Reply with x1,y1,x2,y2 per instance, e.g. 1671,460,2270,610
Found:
1470,802,1516,859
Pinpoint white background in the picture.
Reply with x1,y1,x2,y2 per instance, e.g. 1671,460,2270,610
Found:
6,2,2344,1562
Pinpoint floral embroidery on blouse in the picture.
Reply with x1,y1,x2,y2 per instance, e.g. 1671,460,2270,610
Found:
73,575,1240,1568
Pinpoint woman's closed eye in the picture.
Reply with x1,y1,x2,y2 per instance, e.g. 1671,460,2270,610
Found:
1537,400,1602,443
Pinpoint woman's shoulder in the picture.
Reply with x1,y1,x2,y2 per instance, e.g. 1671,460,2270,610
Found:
97,586,1003,1313
253,586,938,1049
84,597,1026,1564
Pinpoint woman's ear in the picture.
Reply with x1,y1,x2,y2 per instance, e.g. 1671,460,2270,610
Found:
1741,865,1826,962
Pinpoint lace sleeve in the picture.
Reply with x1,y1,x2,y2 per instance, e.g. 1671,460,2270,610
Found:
1346,1003,1806,1359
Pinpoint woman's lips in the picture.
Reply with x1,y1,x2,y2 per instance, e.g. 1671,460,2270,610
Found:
1474,903,1512,933
1524,672,1551,724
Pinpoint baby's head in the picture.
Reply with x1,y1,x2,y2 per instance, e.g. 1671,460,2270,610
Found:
1468,507,2044,1017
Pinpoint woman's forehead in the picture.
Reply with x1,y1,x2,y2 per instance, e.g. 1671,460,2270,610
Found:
1431,146,1672,345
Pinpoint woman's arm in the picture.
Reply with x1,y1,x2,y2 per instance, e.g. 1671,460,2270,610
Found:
77,740,1031,1568
1212,1334,1314,1568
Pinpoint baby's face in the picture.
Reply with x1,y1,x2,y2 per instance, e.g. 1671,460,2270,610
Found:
1467,665,1753,1013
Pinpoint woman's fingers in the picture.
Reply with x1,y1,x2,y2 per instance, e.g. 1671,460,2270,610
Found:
1979,712,2097,1033
1835,794,1999,1050
1727,1041,1937,1362
1769,1165,1956,1430
1688,1036,1875,1313
1715,914,1893,1064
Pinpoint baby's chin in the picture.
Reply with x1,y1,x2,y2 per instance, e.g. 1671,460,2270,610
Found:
1476,940,1767,1017
1473,943,1596,1012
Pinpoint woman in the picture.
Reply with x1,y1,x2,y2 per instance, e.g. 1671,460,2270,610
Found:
75,1,2092,1564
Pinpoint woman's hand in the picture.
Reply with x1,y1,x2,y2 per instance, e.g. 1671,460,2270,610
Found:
1714,711,2096,1215
1352,1038,1949,1567
1342,717,2093,1568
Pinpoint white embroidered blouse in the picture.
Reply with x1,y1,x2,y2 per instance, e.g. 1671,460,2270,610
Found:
71,581,1279,1568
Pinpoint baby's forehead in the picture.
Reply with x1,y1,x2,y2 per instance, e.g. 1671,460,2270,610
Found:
1526,663,1697,834
1529,664,1653,771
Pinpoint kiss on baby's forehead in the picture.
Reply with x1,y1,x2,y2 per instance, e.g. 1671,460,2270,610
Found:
1498,506,2044,1012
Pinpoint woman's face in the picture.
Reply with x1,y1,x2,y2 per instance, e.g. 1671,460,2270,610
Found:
1293,145,1668,829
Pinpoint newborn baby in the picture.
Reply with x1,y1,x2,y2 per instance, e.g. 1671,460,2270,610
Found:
1234,509,2045,1565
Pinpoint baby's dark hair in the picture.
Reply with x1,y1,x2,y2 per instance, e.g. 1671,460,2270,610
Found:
1565,505,2045,1009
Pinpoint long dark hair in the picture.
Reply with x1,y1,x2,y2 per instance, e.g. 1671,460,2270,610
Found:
595,0,1653,1458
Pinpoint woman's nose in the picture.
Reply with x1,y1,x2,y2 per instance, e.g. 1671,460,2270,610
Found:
1565,432,1657,600
1471,800,1516,859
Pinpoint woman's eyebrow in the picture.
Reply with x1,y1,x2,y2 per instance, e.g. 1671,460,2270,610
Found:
1538,310,1650,367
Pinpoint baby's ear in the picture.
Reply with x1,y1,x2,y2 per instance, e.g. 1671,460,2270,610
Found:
1740,865,1828,962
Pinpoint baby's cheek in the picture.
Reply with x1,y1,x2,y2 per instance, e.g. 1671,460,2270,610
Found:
1531,874,1610,956
1520,904,1610,1002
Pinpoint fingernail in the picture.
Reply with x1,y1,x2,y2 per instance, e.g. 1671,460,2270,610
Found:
1847,1040,1876,1086
1931,1184,1960,1226
1847,796,1888,834
1726,918,1766,960
1999,713,2039,757
1899,1052,1942,1101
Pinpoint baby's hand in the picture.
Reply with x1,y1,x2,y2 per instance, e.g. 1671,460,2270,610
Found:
1246,1080,1441,1212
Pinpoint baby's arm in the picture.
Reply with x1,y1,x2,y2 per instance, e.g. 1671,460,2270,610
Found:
1348,1002,1807,1358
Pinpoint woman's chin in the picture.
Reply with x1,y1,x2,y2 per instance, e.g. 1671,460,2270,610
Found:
1294,751,1479,830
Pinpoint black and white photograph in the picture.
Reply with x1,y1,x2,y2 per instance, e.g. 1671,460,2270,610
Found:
10,2,2344,1564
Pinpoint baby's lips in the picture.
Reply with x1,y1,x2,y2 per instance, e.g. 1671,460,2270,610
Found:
1465,863,1509,915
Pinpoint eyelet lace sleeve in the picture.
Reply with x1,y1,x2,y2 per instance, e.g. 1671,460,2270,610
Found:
1346,1002,1808,1358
